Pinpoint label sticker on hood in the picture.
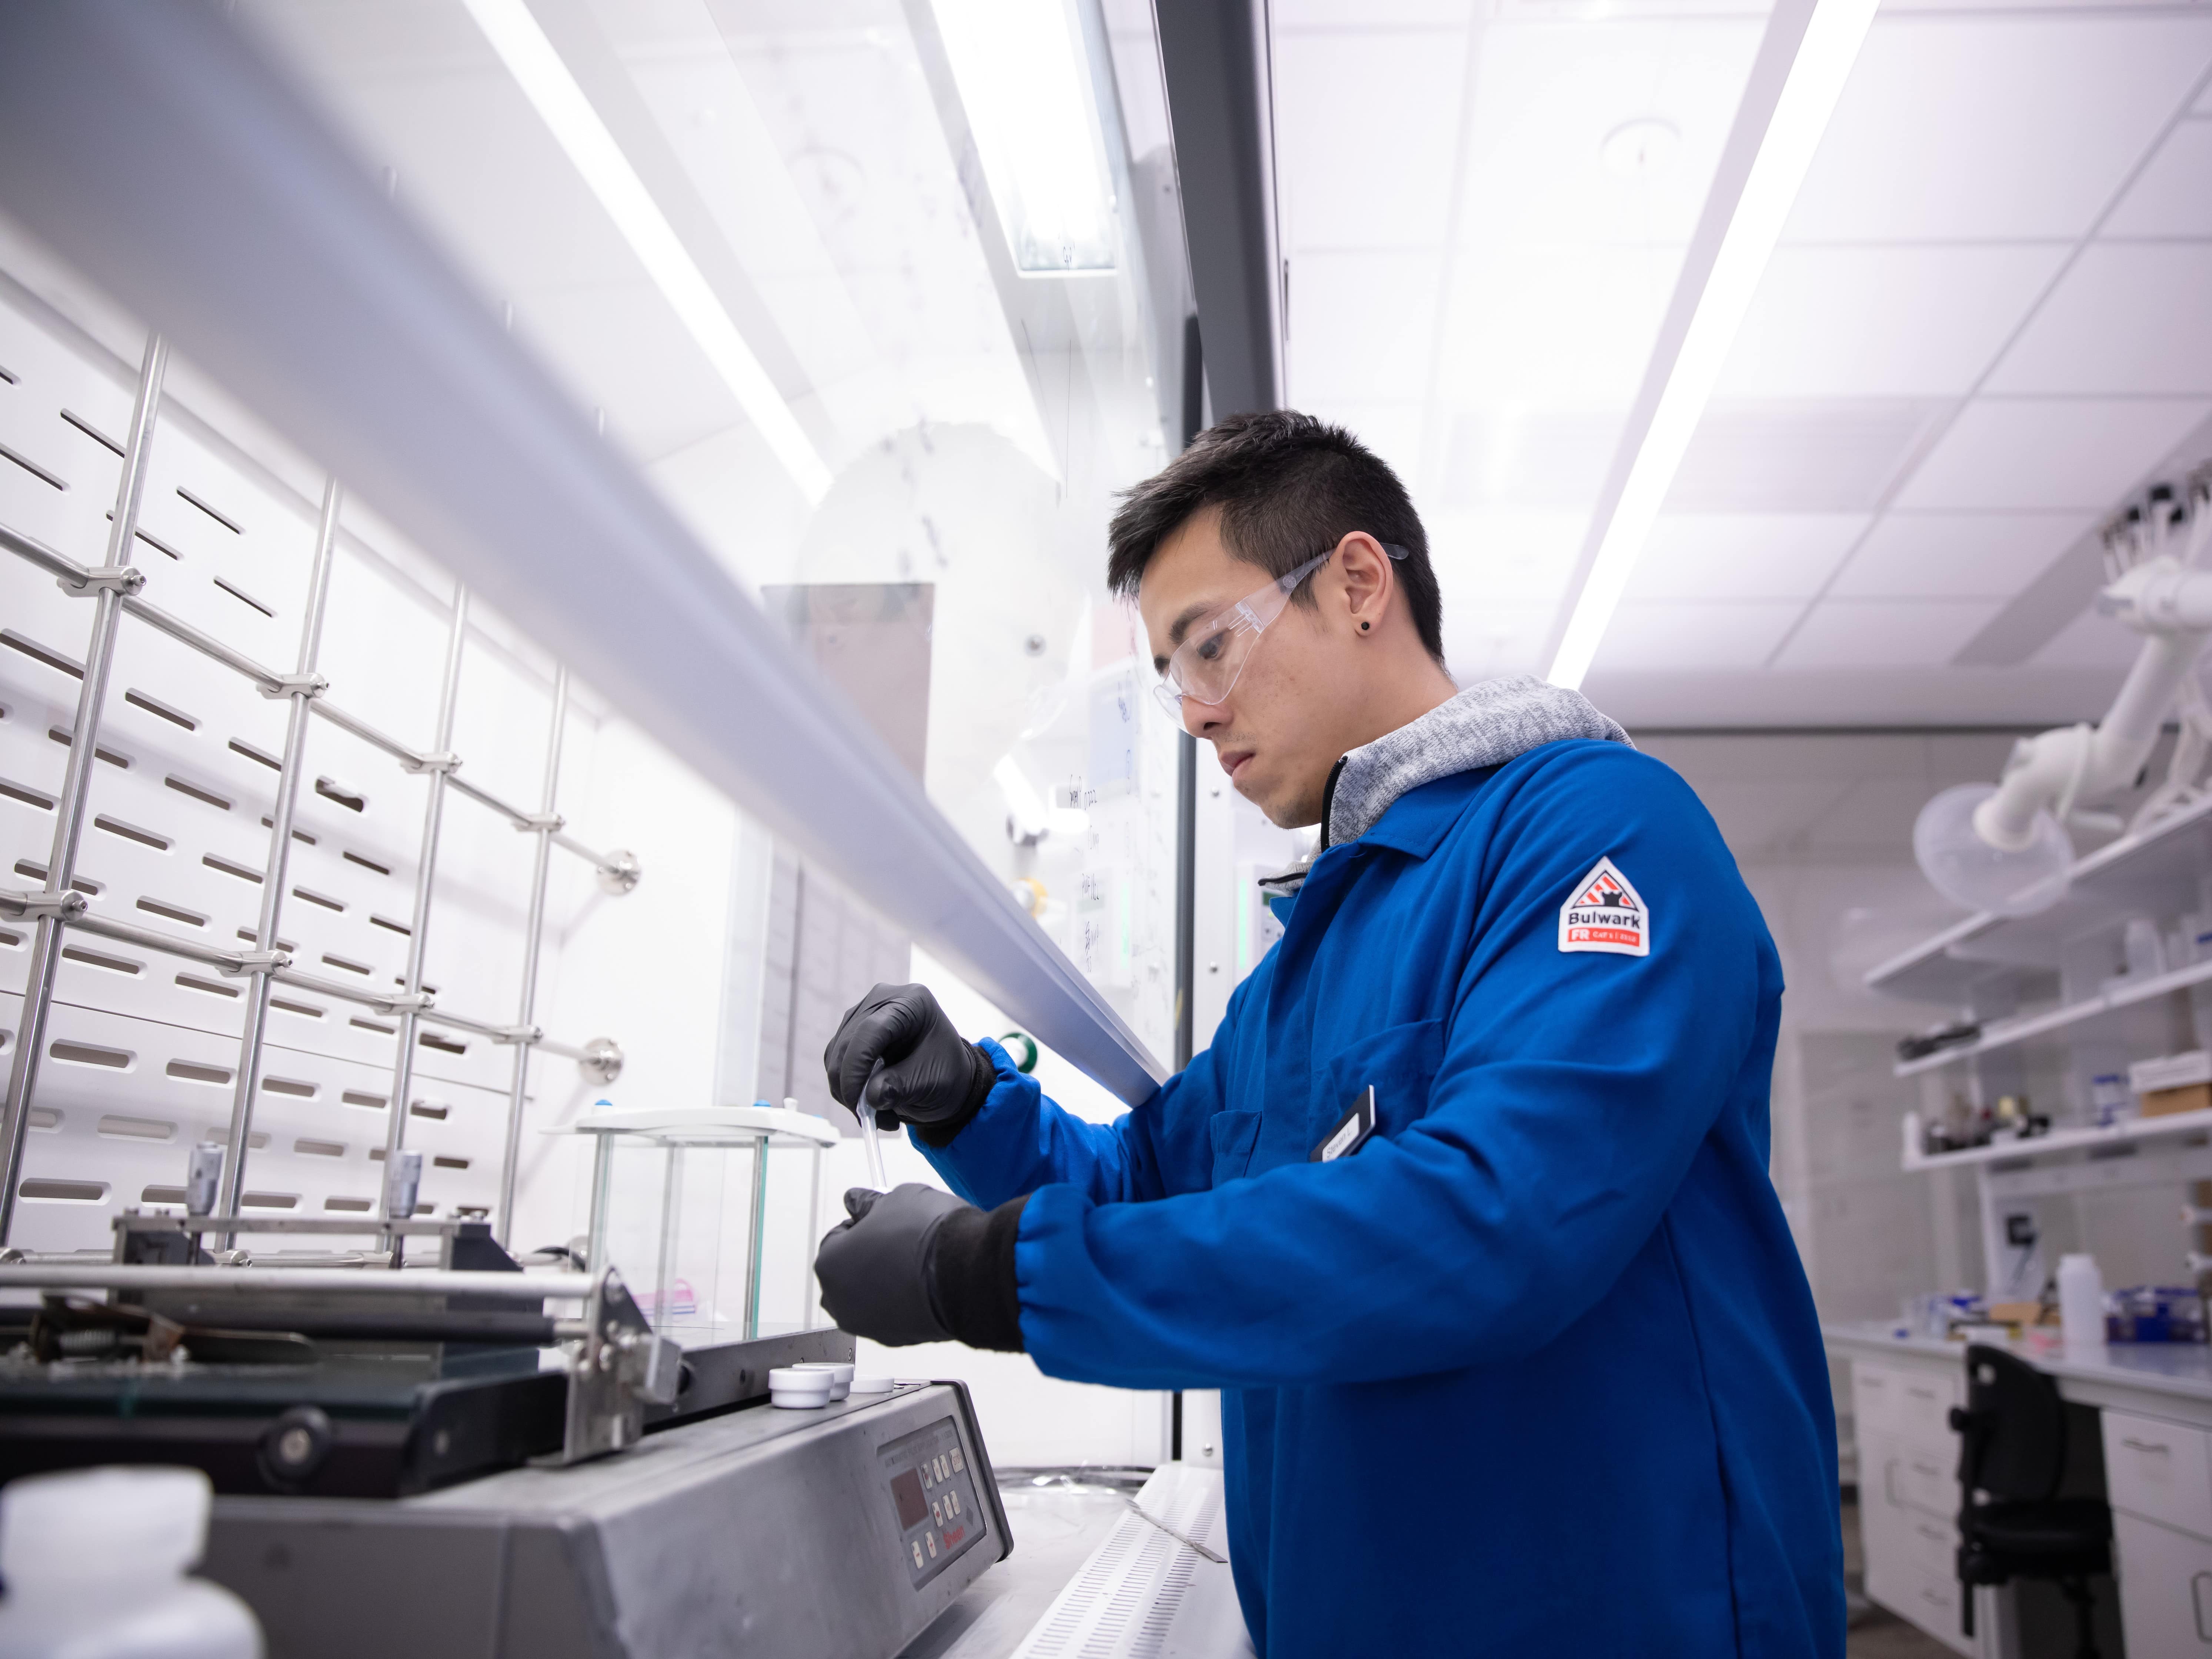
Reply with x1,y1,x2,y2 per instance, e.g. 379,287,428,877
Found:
1559,857,1648,957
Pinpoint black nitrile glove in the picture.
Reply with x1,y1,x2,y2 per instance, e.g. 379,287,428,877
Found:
824,983,998,1145
814,1183,1026,1351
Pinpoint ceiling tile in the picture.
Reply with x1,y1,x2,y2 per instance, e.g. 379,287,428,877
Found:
1716,246,2068,400
1455,19,1765,250
1312,403,1428,492
1439,407,1624,508
1275,31,1466,252
1828,512,2092,599
1893,398,2212,511
1801,777,1949,856
1442,604,1553,683
1772,597,2003,668
1986,246,2212,395
1431,507,1590,604
1627,514,1869,601
1284,251,1444,402
2028,606,2149,672
1785,15,2212,241
1438,247,1679,403
1594,601,1804,671
1667,401,1943,512
1275,0,1477,23
2103,119,2212,238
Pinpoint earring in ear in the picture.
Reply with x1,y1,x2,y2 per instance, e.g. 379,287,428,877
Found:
1360,621,1371,631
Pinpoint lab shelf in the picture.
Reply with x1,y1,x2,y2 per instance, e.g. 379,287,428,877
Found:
1900,1105,2212,1175
1892,953,2212,1077
1864,792,2212,1006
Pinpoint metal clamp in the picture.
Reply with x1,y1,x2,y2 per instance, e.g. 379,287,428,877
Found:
580,1037,624,1085
256,672,328,700
0,889,89,922
554,1266,680,1463
520,811,565,833
55,564,144,597
218,948,291,976
402,751,461,775
371,990,435,1016
491,1023,543,1046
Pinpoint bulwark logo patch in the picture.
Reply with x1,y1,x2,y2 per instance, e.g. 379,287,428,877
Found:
1558,856,1649,957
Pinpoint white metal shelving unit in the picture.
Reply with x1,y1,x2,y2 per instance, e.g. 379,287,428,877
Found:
1866,740,2212,1296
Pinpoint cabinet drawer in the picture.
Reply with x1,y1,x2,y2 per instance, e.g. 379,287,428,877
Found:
1885,1444,1956,1520
2105,1411,2212,1539
1893,1562,1975,1658
1897,1509,1956,1576
1854,1362,1901,1438
2115,1511,2212,1653
1896,1371,1961,1453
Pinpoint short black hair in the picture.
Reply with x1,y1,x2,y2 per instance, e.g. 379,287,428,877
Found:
1106,410,1444,662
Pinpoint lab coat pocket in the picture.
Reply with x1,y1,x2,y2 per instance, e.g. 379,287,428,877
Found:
1320,1018,1445,1141
1208,1110,1263,1185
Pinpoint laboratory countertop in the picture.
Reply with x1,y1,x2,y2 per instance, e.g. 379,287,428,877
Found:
1825,1319,2212,1408
895,1483,1131,1659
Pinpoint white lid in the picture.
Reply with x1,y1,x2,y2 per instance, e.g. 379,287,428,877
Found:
1,1466,210,1583
767,1367,834,1401
849,1373,894,1393
793,1361,855,1379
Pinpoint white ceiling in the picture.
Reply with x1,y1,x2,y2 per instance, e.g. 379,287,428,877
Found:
1272,0,2212,726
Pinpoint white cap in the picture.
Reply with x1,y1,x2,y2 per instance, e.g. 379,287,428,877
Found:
849,1373,895,1394
1,1465,211,1585
767,1367,835,1408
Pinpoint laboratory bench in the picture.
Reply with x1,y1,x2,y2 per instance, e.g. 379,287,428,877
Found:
1827,1320,2212,1656
899,1463,1255,1659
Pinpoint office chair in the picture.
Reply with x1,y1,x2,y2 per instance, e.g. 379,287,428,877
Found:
1949,1343,2112,1658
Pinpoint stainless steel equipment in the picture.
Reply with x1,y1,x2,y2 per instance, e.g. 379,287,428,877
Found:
199,1379,1010,1659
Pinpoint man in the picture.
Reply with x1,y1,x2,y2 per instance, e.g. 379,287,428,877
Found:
815,412,1842,1656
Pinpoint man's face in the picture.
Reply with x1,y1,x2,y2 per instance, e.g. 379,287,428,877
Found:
1137,507,1348,828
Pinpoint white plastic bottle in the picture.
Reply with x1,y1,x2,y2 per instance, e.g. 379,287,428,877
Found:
0,1466,263,1658
2058,1252,2107,1352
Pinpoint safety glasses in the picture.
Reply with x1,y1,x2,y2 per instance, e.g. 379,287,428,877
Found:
1150,541,1408,718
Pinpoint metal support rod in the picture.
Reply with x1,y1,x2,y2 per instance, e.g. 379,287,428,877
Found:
121,594,287,693
0,334,165,1246
308,695,428,768
650,1143,681,1335
1174,731,1197,1071
801,1144,821,1333
743,1138,769,1341
0,1264,588,1299
218,478,340,1229
0,519,91,585
584,1132,615,1278
380,590,469,1191
67,909,269,974
496,668,567,1245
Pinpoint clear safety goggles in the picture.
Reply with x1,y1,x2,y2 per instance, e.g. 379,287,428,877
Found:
1150,541,1408,718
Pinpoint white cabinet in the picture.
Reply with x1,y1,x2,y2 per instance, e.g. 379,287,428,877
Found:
2105,1410,2212,1541
2114,1511,2212,1654
1855,1358,1974,1658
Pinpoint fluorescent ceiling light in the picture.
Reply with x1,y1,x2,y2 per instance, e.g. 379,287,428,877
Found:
1545,0,1879,691
932,0,1117,276
458,0,832,503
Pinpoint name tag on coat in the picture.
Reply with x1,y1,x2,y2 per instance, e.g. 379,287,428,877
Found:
1310,1086,1377,1162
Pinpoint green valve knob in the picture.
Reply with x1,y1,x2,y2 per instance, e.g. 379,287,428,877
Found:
1000,1031,1038,1074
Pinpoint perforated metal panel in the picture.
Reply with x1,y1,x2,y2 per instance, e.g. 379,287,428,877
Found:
0,286,598,1252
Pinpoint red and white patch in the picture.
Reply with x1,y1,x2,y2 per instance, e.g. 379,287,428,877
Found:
1558,856,1648,957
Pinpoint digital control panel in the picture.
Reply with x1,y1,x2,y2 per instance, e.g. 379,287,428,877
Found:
880,1416,985,1589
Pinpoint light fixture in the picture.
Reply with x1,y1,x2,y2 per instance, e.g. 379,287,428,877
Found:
457,0,832,503
931,0,1117,275
1545,0,1879,690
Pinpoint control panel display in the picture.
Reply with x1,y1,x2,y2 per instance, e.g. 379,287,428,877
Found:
880,1416,985,1589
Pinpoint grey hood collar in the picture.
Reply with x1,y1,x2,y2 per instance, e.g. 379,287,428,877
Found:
1257,676,1629,897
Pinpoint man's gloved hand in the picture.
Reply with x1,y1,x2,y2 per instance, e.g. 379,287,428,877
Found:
823,983,997,1144
814,1183,1026,1351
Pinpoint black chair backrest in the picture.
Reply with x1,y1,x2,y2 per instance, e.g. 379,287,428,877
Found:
1960,1343,2066,1501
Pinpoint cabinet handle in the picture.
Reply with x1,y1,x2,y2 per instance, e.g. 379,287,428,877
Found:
2123,1438,2174,1456
1908,1385,1937,1401
1917,1524,1947,1543
2193,1571,2212,1643
1884,1460,1901,1509
1912,1461,1942,1478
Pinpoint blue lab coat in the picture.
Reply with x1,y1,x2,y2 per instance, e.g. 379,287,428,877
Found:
919,738,1842,1657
